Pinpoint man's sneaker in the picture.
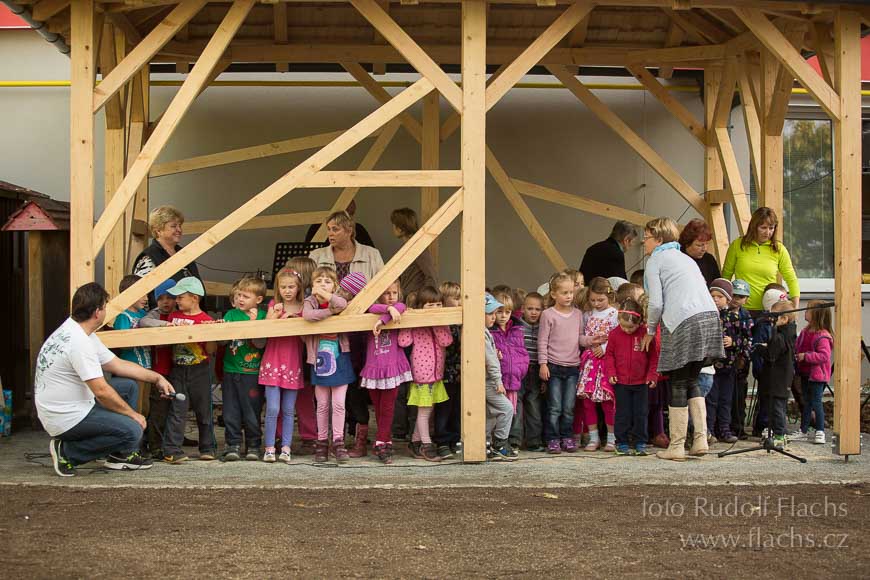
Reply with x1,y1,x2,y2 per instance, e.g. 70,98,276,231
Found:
49,439,75,477
106,452,153,471
814,431,826,445
437,445,454,460
634,443,649,457
490,444,516,461
245,449,259,461
278,448,292,464
562,438,578,453
547,440,562,454
614,444,631,456
772,435,787,449
409,441,423,459
163,453,188,464
263,449,277,463
222,446,241,462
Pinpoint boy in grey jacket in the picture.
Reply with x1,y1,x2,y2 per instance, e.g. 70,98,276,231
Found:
485,293,516,461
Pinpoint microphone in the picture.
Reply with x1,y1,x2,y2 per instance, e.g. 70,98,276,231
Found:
166,392,187,402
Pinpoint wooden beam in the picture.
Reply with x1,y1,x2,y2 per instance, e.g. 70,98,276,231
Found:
760,48,783,213
344,188,464,316
832,9,862,457
512,178,655,226
628,43,725,64
486,1,595,111
703,67,729,263
103,78,435,321
184,211,331,235
661,7,706,45
27,231,44,399
810,21,835,88
714,127,751,235
765,23,808,138
549,65,707,216
92,0,256,255
422,91,440,271
127,67,149,268
302,170,463,189
70,0,96,291
486,147,567,271
440,63,508,143
627,64,705,145
733,7,839,120
150,129,345,178
711,59,737,130
341,61,424,142
736,55,762,195
93,0,206,113
273,2,288,44
350,0,463,112
31,0,69,22
311,119,403,243
657,22,684,80
461,0,487,464
100,308,463,349
664,8,730,44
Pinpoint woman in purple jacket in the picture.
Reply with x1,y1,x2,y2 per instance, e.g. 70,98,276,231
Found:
489,291,530,454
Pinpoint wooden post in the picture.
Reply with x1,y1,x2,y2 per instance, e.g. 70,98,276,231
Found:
760,48,783,216
27,232,44,395
832,9,862,458
70,0,96,292
460,0,486,463
422,91,440,271
127,67,150,269
704,67,729,262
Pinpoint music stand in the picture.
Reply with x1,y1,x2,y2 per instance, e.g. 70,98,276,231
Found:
270,241,328,288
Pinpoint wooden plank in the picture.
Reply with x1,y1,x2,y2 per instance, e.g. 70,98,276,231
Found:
350,0,463,112
127,67,150,269
302,170,463,188
100,308,463,349
832,9,862,457
106,12,142,47
549,65,707,216
765,23,808,138
736,56,762,195
70,0,96,291
440,63,508,143
733,7,839,120
310,119,403,243
27,231,44,395
628,43,725,64
344,187,464,316
512,178,654,226
703,67,728,263
658,22,684,80
341,61,425,143
714,127,751,235
273,2,288,43
461,0,487,464
93,0,206,112
92,0,256,255
422,91,440,271
568,12,591,47
626,64,705,145
486,147,567,271
31,0,69,22
661,7,707,45
184,211,331,235
810,21,835,88
486,1,595,111
711,59,737,131
760,48,783,213
150,129,345,177
103,78,435,321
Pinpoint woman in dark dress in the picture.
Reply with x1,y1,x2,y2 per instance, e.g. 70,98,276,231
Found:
679,218,720,286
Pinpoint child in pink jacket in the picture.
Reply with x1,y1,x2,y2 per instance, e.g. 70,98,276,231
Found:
398,286,453,461
795,300,833,444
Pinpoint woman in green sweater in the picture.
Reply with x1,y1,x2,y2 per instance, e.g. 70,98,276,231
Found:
722,207,800,313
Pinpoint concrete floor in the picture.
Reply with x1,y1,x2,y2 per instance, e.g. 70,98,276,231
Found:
1,429,867,490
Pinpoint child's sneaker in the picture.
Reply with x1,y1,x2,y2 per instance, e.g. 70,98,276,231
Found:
245,448,259,461
263,449,276,463
772,435,787,449
603,442,616,453
615,444,631,456
510,445,520,458
526,443,547,453
718,431,738,444
547,439,562,454
222,446,241,462
384,442,395,464
707,434,718,446
814,431,826,445
584,440,600,452
163,452,188,464
199,451,216,461
279,447,292,464
790,430,809,441
422,443,442,462
314,440,328,463
437,445,454,460
634,443,649,456
296,440,316,456
409,441,423,459
452,441,463,455
562,437,577,453
491,443,516,461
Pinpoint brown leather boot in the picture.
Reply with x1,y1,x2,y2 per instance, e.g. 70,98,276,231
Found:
313,440,328,463
348,425,369,458
333,438,350,463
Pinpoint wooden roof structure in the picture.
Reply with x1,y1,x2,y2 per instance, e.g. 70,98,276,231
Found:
14,0,866,461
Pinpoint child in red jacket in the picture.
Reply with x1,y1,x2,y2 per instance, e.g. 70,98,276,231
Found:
604,299,660,456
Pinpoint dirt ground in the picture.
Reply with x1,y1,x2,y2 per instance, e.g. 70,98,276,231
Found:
2,484,867,579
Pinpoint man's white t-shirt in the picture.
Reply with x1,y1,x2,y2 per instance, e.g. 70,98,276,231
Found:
35,318,115,436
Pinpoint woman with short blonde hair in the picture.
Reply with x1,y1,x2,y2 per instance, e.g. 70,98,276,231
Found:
641,217,723,462
132,205,202,300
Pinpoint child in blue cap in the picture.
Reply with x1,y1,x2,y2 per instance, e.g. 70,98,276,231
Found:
485,293,516,461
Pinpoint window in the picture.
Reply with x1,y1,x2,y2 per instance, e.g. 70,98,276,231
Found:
749,119,834,279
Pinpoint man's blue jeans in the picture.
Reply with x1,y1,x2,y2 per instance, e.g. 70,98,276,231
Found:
546,363,579,441
57,377,142,465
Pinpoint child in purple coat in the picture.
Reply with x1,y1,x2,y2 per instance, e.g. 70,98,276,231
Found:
489,290,530,455
360,280,413,464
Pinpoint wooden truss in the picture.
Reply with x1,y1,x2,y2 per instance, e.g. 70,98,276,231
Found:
62,1,864,460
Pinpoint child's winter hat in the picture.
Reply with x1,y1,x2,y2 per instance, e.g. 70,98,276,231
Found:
732,279,751,297
709,278,733,302
762,288,789,312
607,277,629,292
339,272,367,297
485,293,503,314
